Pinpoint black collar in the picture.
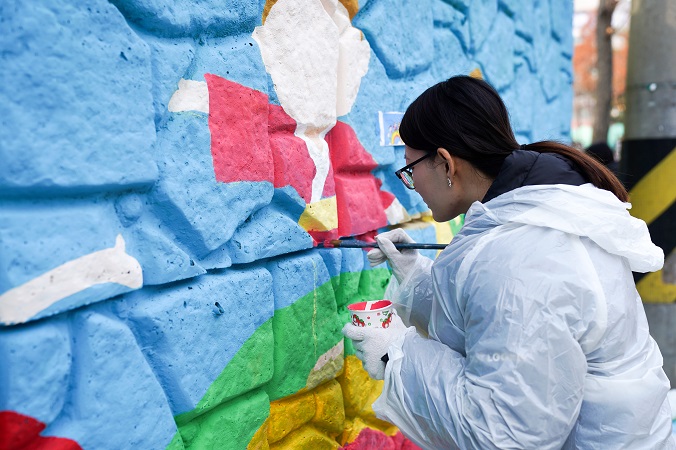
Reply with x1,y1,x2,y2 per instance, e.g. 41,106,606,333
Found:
482,150,587,203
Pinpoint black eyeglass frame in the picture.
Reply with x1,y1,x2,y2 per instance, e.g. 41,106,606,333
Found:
394,153,434,190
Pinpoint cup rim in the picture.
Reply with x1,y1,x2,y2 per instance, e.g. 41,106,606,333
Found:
347,300,392,312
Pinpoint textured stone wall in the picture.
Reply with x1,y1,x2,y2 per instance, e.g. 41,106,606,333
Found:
0,0,573,448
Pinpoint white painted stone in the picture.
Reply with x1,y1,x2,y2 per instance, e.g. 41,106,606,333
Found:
167,78,209,113
385,198,411,225
253,0,371,202
0,235,142,324
312,338,344,371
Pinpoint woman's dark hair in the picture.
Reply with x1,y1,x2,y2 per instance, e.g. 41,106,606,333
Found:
399,75,628,202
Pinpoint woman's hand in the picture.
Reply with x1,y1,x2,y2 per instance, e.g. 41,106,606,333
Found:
367,229,422,284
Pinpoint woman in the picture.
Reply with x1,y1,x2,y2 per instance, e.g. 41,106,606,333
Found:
342,76,674,449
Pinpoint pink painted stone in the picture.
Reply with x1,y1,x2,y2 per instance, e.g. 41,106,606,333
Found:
326,122,387,237
205,74,273,184
268,104,315,203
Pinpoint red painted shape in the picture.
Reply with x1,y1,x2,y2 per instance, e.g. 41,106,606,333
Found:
326,122,388,237
333,174,387,237
326,122,377,174
340,429,421,450
268,104,315,203
374,176,396,210
321,165,336,199
0,411,82,450
205,74,273,184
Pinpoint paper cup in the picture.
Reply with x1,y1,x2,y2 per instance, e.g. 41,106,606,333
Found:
347,300,394,328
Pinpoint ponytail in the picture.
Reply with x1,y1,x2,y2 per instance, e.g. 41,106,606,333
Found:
522,141,628,202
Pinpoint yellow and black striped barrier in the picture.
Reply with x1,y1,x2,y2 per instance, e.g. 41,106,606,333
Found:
621,139,676,302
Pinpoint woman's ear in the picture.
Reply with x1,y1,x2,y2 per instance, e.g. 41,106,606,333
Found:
437,148,455,177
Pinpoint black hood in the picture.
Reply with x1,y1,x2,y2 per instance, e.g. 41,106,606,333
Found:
482,150,587,203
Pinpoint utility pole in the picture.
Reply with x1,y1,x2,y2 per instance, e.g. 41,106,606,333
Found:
621,0,676,385
592,0,618,143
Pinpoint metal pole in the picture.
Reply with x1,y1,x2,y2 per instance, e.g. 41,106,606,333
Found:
621,0,676,385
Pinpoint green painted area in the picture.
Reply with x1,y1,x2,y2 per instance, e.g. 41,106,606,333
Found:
178,389,269,450
166,266,392,448
175,320,274,426
165,431,185,450
265,277,341,400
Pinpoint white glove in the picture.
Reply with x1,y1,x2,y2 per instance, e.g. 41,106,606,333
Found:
342,312,410,380
367,229,422,284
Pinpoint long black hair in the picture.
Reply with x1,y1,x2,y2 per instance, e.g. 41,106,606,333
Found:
399,76,628,202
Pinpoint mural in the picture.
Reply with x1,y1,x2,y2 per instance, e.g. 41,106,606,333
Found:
0,0,574,448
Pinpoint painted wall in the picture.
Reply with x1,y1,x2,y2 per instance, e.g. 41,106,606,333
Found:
0,0,573,448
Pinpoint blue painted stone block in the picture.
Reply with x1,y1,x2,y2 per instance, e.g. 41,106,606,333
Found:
188,34,269,95
468,0,498,53
45,307,177,449
141,33,197,127
115,193,207,286
0,200,123,290
431,28,473,83
354,0,434,78
342,49,397,166
0,316,71,424
267,252,331,311
532,0,552,75
550,0,574,54
431,1,470,52
227,187,313,264
501,63,536,134
114,267,274,415
152,113,273,256
0,0,157,195
109,0,263,37
475,11,515,91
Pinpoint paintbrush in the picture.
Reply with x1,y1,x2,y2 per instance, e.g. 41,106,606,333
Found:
317,239,448,250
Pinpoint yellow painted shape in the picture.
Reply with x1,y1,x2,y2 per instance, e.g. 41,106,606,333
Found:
270,425,340,450
263,0,359,24
267,391,317,444
247,419,271,450
637,270,676,303
628,147,676,225
312,380,345,436
337,355,379,417
469,67,484,79
336,355,399,446
298,197,339,232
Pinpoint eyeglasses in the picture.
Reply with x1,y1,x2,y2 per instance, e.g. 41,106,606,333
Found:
395,153,433,190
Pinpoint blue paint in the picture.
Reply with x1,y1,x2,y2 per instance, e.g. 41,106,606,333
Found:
267,253,331,311
550,0,574,55
227,187,313,264
188,34,269,94
114,267,274,415
341,49,398,166
432,1,470,52
0,0,157,196
354,0,434,78
0,316,71,424
141,33,197,127
151,113,274,256
43,307,178,449
475,12,515,91
109,0,264,37
0,200,122,291
468,0,498,53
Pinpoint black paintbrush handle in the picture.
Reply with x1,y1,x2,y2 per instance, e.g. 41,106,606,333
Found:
319,240,448,250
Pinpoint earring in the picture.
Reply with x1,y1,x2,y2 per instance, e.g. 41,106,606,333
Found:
447,178,452,187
